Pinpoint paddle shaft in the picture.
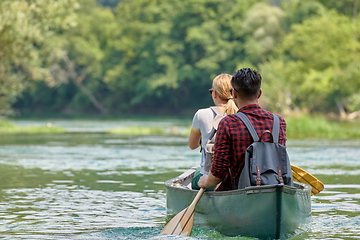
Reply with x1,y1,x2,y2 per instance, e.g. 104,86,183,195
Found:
189,188,205,207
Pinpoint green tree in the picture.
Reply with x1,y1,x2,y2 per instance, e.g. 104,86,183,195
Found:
97,0,121,8
50,0,117,113
0,0,78,115
281,0,326,27
262,10,360,115
13,0,118,114
316,0,359,18
242,3,285,64
104,0,262,113
14,0,360,117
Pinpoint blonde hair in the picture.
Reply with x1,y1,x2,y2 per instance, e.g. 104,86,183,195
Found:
212,73,238,115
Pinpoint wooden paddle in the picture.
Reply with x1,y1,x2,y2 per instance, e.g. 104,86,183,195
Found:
160,188,205,236
291,164,324,195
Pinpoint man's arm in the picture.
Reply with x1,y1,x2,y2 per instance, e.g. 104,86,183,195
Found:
198,171,221,189
279,116,287,146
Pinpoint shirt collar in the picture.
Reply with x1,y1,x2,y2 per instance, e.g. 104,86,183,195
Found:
238,104,261,113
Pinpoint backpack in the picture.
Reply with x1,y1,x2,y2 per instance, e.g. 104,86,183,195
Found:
234,112,293,189
202,107,226,174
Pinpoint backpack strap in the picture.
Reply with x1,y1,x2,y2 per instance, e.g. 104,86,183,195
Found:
272,114,280,143
235,112,281,143
209,106,218,116
210,106,223,115
207,107,218,141
207,128,216,143
210,106,226,130
234,112,259,142
207,106,227,141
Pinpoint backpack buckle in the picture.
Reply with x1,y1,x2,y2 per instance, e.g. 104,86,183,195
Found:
277,167,284,185
256,166,261,186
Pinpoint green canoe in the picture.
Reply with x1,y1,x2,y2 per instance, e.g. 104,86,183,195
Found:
164,166,312,239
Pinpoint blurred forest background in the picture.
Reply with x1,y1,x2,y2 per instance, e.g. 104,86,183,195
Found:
0,0,359,119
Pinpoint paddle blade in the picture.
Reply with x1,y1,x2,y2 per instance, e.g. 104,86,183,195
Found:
291,164,324,195
161,188,205,236
160,205,195,236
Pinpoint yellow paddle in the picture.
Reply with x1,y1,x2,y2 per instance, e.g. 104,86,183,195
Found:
160,188,205,236
291,164,324,195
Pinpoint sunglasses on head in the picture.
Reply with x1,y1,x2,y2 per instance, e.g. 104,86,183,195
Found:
209,88,214,95
229,87,239,95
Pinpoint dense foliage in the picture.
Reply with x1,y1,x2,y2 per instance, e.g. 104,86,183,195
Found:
2,0,359,117
0,0,78,114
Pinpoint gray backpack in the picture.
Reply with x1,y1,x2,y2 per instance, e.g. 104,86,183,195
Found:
202,107,226,173
234,112,293,189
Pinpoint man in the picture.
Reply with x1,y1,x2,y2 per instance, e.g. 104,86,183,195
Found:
198,68,287,191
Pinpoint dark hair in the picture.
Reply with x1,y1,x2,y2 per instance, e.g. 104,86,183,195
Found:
231,68,262,99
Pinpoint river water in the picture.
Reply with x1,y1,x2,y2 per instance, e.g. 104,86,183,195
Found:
0,118,359,239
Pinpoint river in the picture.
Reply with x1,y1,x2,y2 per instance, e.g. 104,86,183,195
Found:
0,118,359,239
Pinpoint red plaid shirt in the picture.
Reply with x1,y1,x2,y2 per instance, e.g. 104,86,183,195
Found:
211,104,287,191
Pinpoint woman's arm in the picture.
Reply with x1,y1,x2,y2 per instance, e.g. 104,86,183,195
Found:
188,129,201,149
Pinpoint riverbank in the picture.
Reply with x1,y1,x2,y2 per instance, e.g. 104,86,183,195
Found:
0,119,65,134
286,115,360,139
2,114,360,139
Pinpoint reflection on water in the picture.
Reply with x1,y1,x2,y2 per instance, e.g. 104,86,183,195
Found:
0,119,359,239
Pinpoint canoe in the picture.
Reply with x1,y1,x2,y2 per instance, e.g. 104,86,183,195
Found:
164,166,312,239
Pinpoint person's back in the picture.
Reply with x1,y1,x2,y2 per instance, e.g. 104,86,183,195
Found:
213,106,286,190
188,73,238,190
198,68,287,191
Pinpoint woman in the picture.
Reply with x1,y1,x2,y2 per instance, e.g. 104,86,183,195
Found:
188,73,238,190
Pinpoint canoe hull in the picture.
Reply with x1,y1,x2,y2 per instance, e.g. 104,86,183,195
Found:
165,167,312,239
